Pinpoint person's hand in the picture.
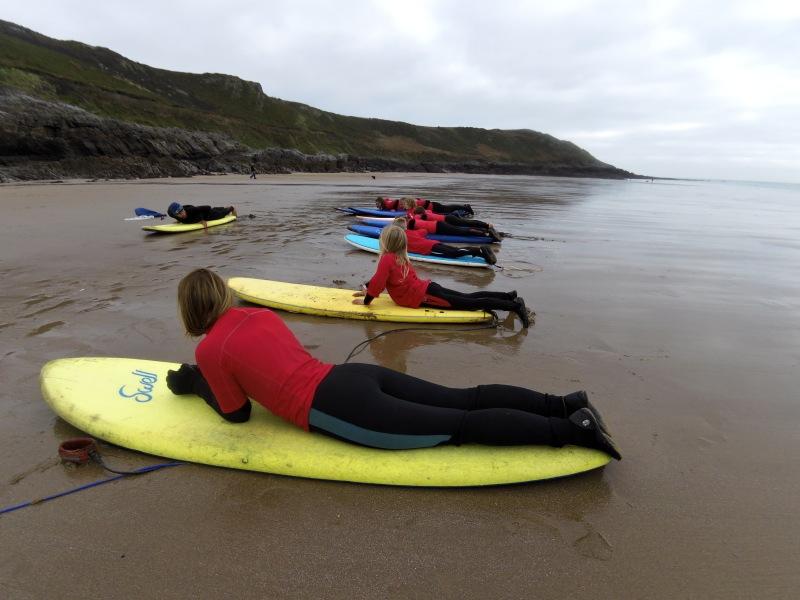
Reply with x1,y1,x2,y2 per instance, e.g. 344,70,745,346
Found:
352,291,365,297
352,298,366,305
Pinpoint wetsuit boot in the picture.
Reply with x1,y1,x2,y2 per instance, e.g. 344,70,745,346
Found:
513,297,531,328
478,246,497,265
568,408,621,460
565,391,610,435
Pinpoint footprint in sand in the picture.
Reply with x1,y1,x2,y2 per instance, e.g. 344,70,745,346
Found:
26,321,65,337
573,530,613,561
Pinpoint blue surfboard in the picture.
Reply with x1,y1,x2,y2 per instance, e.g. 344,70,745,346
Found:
347,224,497,245
344,234,490,268
341,207,407,218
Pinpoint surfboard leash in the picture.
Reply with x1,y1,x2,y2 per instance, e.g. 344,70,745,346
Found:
0,438,182,516
343,313,502,363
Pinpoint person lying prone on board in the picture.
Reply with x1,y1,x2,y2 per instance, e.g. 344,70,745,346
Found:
352,225,531,327
399,199,499,239
375,196,474,216
404,210,502,243
167,202,237,231
390,217,497,265
167,267,620,458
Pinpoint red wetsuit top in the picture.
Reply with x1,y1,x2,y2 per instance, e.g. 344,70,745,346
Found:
407,217,438,234
405,228,437,254
195,307,334,430
407,209,445,222
366,253,430,307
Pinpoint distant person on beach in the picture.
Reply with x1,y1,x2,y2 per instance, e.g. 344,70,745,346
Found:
250,165,257,180
375,196,474,216
390,217,496,264
353,225,529,326
167,268,620,459
167,203,237,231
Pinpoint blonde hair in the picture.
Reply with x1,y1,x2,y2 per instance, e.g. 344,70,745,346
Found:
379,225,411,278
391,217,408,229
399,197,417,210
177,268,233,336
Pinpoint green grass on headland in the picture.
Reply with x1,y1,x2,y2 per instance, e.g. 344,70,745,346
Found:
0,19,628,175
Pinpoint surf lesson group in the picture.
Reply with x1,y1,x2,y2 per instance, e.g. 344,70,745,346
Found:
42,193,621,490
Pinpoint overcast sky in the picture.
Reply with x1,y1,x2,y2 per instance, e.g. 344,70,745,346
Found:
3,0,799,182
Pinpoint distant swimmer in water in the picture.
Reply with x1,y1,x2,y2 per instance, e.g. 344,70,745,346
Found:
375,196,474,216
166,267,620,459
167,202,237,231
353,225,529,326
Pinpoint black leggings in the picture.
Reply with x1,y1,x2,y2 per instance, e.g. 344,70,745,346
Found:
422,282,517,312
433,221,487,238
430,202,472,215
443,215,490,229
430,243,482,259
207,207,232,220
309,363,575,449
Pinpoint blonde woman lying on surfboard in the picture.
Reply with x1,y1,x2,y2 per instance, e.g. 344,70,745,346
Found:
167,268,620,458
352,226,528,325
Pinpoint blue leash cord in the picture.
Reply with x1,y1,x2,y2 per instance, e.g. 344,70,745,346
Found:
0,461,182,516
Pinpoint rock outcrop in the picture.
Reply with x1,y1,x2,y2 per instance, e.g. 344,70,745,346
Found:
0,89,636,182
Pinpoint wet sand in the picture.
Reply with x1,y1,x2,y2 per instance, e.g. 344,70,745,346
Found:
1,173,798,598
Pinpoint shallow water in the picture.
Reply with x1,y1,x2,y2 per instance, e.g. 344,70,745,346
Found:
0,173,798,598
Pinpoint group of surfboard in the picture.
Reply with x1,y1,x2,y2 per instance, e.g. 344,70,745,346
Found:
38,193,621,488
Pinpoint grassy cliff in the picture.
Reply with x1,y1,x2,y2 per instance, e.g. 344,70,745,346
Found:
0,19,629,176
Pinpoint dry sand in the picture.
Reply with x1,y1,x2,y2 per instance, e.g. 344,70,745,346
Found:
0,174,798,598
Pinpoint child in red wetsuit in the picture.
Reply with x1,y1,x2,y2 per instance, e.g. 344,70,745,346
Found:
399,199,500,240
166,268,620,459
353,226,530,327
392,217,497,264
376,196,474,216
405,210,502,243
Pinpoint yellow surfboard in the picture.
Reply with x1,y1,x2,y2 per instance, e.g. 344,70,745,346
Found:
40,358,611,487
228,277,494,324
142,214,236,233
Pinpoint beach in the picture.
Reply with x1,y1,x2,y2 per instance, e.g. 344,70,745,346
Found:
1,173,798,598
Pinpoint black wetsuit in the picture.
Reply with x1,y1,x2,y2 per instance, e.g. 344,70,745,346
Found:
177,205,232,224
427,201,473,216
430,243,483,259
166,363,589,450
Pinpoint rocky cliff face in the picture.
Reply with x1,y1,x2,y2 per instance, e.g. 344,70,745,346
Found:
0,89,244,180
0,19,641,182
0,88,635,182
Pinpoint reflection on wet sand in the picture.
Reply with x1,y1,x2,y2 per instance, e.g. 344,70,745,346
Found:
362,316,528,373
2,173,799,597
